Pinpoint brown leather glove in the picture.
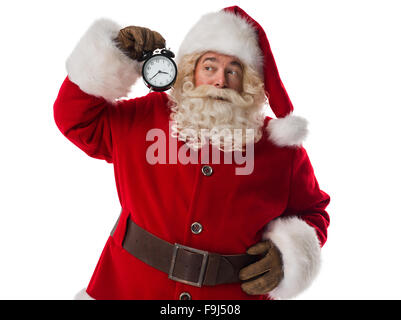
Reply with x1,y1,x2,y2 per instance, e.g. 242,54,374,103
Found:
114,26,166,60
239,239,284,295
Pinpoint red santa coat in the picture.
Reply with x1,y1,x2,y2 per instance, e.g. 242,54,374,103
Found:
53,18,330,300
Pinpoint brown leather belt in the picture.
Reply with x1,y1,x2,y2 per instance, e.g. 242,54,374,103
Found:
111,215,259,287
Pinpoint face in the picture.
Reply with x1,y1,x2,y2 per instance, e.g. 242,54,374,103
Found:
194,51,244,93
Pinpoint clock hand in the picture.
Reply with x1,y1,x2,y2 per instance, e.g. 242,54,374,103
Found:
149,70,161,81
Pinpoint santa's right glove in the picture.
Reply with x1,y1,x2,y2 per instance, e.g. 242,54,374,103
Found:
239,239,284,295
114,25,166,60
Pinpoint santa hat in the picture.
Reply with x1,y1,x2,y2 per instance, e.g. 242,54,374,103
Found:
177,6,308,147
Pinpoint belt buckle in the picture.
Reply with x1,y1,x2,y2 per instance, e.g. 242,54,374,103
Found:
168,243,209,287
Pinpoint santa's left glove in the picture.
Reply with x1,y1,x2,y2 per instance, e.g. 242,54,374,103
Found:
239,239,284,295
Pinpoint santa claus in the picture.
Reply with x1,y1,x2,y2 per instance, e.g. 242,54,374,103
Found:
53,6,330,300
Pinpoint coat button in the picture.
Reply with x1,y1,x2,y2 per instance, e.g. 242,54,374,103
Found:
179,292,192,300
201,165,213,176
191,222,203,234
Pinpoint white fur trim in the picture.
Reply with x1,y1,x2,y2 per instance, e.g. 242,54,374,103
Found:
177,10,263,75
66,18,142,104
266,113,308,147
74,288,95,300
263,216,321,300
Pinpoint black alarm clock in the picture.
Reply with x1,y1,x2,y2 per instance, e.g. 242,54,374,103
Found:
140,48,177,92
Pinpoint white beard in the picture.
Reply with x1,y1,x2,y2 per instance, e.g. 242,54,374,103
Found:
169,82,266,152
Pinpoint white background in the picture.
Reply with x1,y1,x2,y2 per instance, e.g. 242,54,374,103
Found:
0,0,400,299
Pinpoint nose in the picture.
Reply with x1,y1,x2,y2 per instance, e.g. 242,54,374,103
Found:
214,69,227,89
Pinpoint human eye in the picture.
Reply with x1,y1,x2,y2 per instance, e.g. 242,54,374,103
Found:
227,69,239,76
204,66,214,71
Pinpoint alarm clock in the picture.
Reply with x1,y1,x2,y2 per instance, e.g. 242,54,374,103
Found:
140,48,177,92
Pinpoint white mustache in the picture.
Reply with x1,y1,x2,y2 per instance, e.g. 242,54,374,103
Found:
183,84,244,105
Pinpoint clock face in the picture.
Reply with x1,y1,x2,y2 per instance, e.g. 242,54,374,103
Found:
142,55,177,90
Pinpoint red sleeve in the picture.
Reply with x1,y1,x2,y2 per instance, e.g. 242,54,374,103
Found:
283,146,331,246
53,76,125,163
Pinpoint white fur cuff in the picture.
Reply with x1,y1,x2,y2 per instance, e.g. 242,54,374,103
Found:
263,216,321,299
66,18,142,104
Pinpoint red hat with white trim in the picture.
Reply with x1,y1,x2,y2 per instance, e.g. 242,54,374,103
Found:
177,6,308,147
